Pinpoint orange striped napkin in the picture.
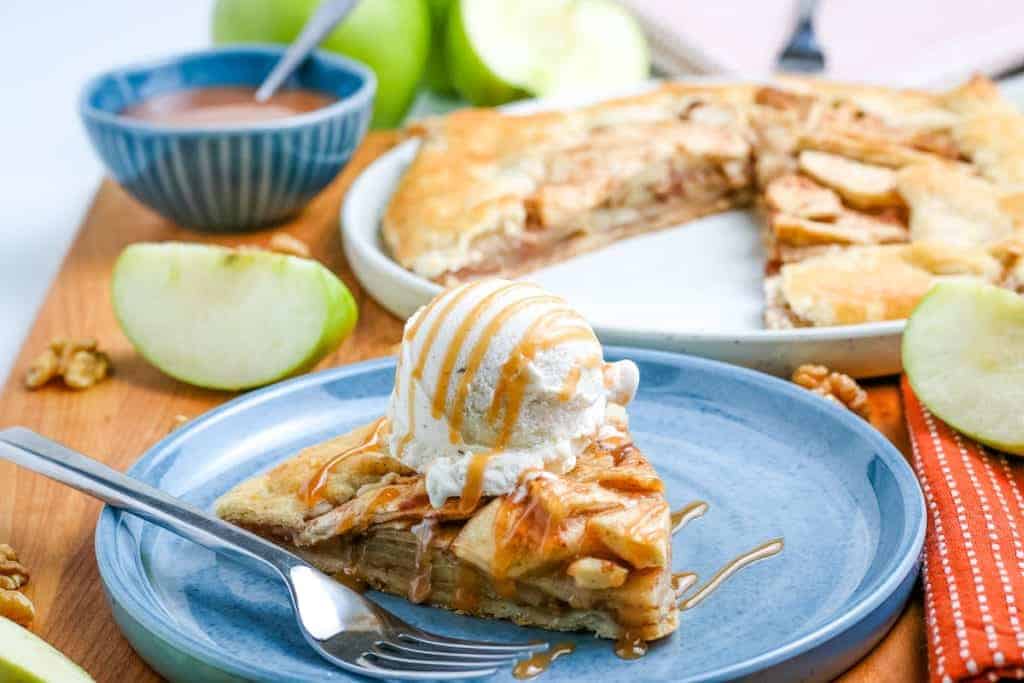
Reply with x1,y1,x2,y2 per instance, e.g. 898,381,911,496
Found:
903,376,1024,683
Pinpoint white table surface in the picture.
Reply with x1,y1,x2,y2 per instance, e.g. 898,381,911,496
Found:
1,0,1023,388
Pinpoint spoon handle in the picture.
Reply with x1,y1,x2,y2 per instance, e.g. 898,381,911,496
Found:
255,0,361,102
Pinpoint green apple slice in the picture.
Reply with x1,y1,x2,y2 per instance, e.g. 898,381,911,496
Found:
530,0,650,96
903,279,1024,454
112,243,357,391
447,0,649,105
0,617,95,682
446,0,529,105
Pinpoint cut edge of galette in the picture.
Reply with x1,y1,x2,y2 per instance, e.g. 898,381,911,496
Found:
215,411,679,642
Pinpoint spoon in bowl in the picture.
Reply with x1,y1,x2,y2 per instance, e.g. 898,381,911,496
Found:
255,0,361,102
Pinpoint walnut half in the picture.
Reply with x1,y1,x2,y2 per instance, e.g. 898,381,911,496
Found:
0,543,34,626
792,364,871,420
25,338,110,390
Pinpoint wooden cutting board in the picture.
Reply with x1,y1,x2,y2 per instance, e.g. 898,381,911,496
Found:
0,131,926,682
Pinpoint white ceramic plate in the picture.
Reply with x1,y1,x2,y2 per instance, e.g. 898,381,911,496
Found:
342,93,907,379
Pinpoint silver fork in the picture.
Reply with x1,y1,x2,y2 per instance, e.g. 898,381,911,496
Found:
0,427,546,680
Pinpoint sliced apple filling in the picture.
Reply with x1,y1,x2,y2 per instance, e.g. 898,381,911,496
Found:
763,242,1004,329
216,421,679,641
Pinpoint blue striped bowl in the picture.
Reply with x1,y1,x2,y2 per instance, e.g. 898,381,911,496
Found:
80,45,375,232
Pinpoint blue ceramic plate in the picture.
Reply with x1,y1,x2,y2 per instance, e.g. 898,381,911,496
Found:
95,348,924,682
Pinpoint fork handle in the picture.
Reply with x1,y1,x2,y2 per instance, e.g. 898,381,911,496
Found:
0,426,303,577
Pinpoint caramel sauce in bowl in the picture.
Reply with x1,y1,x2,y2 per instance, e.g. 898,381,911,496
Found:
79,45,375,231
120,86,337,127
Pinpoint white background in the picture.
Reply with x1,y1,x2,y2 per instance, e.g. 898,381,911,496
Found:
1,0,1024,387
0,0,211,385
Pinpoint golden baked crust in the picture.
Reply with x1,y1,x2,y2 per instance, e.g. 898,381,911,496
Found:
942,75,1024,189
764,242,1003,328
383,75,1024,326
896,162,1014,246
216,418,678,641
382,83,756,282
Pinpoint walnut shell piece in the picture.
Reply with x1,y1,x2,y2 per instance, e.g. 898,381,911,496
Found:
268,233,311,258
792,364,871,420
24,348,60,388
168,414,191,434
0,589,35,626
24,338,110,390
0,544,30,589
63,349,111,390
0,544,34,626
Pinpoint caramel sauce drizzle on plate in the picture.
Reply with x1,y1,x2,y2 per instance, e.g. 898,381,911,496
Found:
679,538,785,612
301,416,388,506
670,500,709,536
613,631,648,660
672,571,699,596
512,641,576,679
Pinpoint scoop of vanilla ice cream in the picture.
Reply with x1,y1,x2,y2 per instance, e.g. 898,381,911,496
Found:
386,279,639,507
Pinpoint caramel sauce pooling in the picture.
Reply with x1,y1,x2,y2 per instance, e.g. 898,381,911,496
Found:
121,86,337,126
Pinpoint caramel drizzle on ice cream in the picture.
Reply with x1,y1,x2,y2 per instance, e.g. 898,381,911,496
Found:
450,301,573,511
459,452,493,514
397,282,478,457
559,366,583,402
396,280,605,522
454,302,597,511
486,317,596,447
447,295,566,439
432,282,534,423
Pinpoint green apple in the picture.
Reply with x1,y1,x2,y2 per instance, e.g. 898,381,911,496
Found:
212,0,431,128
423,0,455,95
446,0,527,106
447,0,649,106
112,243,358,391
903,280,1024,455
0,617,94,683
535,0,649,96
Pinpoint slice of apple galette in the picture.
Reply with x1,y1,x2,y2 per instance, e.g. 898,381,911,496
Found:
217,279,679,645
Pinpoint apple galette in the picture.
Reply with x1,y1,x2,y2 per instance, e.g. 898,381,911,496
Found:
382,76,1024,328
